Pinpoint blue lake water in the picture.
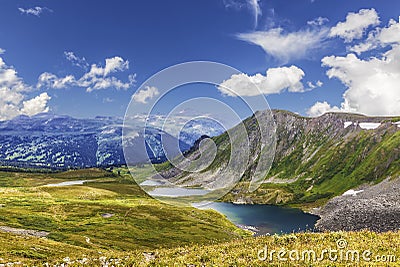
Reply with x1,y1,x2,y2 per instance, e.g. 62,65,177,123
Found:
204,202,319,235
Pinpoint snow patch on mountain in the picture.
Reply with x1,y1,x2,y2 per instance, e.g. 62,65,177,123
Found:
344,121,353,128
359,122,381,130
342,189,364,196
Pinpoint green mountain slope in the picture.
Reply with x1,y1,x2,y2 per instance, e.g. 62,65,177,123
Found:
161,110,400,208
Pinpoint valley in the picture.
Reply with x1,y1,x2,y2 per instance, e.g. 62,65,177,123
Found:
0,110,399,265
0,167,399,266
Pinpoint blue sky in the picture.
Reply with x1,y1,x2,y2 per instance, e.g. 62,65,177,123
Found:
1,0,400,120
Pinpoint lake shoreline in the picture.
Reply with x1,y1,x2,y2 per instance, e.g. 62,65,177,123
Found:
203,202,319,236
43,178,322,235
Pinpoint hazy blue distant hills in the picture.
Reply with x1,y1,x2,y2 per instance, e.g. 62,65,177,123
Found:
0,113,223,169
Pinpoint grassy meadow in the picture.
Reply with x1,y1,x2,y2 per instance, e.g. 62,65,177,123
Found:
0,167,398,266
0,167,246,265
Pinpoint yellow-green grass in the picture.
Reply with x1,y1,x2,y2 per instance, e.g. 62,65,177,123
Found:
123,230,400,266
1,230,399,266
0,169,247,265
123,164,157,184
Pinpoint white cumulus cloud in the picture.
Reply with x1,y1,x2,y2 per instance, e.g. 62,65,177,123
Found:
350,17,400,54
307,101,341,117
37,73,76,89
132,86,160,104
307,80,323,90
0,58,30,93
378,18,400,45
37,56,135,92
309,44,400,117
21,93,51,116
104,56,129,76
0,56,51,120
329,8,380,42
309,11,400,117
218,65,305,97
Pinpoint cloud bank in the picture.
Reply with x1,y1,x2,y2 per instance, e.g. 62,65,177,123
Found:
329,8,380,42
308,10,400,117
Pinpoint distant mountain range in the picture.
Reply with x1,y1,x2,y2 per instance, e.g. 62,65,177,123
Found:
0,113,224,169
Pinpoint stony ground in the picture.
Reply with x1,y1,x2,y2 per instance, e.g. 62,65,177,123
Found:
314,176,400,232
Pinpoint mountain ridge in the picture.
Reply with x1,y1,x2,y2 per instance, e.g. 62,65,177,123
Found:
159,109,400,208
